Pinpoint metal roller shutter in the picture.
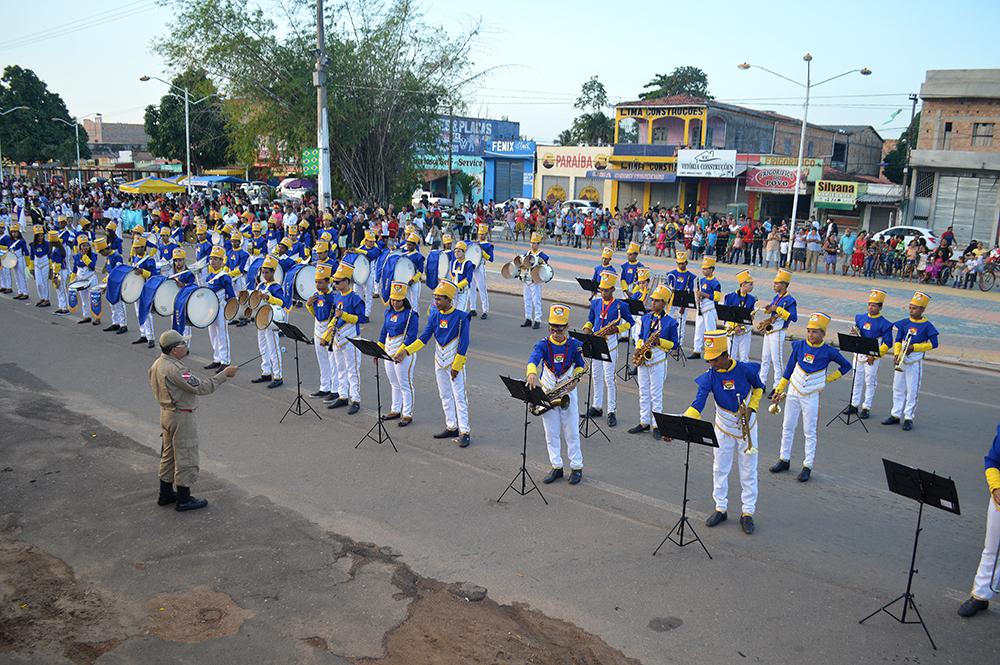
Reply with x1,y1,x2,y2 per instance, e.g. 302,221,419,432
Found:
541,175,570,203
708,181,736,214
648,183,678,208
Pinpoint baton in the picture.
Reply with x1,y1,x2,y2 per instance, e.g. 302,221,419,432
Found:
236,353,264,368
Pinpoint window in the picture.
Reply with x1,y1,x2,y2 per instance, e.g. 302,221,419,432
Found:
973,122,994,147
783,137,792,154
832,142,847,164
942,121,953,150
806,141,814,157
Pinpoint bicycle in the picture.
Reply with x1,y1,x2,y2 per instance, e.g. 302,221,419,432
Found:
979,258,997,292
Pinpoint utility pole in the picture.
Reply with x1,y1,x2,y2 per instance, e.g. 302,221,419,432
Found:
902,93,918,225
447,104,454,202
315,0,332,209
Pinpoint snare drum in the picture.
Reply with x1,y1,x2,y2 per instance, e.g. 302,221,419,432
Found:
119,270,146,304
465,243,483,268
68,279,92,291
153,279,181,316
343,253,371,284
237,290,249,306
1,251,17,269
223,297,240,321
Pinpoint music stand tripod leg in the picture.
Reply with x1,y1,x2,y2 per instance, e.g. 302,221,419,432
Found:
578,364,610,442
357,354,398,452
281,337,321,422
653,440,711,559
498,400,547,504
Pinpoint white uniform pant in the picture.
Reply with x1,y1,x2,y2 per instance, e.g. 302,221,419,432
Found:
590,346,618,413
384,354,415,417
314,335,334,392
730,332,751,362
779,390,820,467
971,499,1000,600
208,309,231,364
713,428,758,515
136,303,155,340
356,277,375,317
759,330,786,389
542,389,582,469
434,365,469,433
12,259,27,295
0,266,9,290
637,361,666,426
473,264,489,312
408,282,421,309
522,281,542,322
891,360,922,421
257,328,283,379
332,341,360,402
850,355,880,409
671,308,689,348
55,269,69,309
693,307,718,352
33,261,50,301
110,300,126,326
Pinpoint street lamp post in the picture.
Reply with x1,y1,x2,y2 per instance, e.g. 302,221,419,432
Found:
51,117,83,184
140,75,216,196
0,106,30,181
738,56,871,270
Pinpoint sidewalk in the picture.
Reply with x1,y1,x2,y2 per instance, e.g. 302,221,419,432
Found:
482,239,1000,370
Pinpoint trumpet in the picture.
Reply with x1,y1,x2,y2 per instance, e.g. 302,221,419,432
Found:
736,392,757,454
894,328,915,372
530,367,591,416
633,330,660,367
768,388,785,415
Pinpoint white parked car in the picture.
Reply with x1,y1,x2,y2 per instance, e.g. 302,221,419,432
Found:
561,199,601,216
412,189,453,209
870,225,939,251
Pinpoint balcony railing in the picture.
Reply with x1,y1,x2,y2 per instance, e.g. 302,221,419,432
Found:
612,143,679,158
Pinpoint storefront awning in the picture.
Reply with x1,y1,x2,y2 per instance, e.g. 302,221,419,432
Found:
586,170,676,183
856,193,902,205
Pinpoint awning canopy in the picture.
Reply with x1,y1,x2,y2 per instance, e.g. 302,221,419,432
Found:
119,176,186,194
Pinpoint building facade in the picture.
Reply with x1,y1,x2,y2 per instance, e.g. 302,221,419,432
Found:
81,114,151,164
533,145,613,204
483,139,535,203
907,69,1000,245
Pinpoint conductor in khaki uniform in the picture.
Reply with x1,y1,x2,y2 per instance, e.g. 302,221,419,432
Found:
149,329,237,512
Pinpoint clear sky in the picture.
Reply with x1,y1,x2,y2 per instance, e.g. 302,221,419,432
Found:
4,0,1000,143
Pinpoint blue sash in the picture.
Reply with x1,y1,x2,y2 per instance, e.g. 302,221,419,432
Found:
138,275,166,326
105,265,131,305
172,284,200,332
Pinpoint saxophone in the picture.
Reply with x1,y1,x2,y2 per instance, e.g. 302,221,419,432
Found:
756,311,780,334
530,367,591,416
633,330,660,367
593,313,621,338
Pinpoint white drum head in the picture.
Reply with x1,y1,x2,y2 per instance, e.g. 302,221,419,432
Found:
531,263,554,284
466,243,482,268
68,279,91,290
186,287,220,328
437,253,450,282
392,256,415,284
294,265,317,300
273,262,284,286
1,252,17,269
153,280,181,316
352,255,371,285
120,271,145,304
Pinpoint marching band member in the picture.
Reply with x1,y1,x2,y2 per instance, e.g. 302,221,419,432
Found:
527,303,587,485
0,224,13,295
723,270,757,362
666,252,696,349
619,242,644,293
882,291,939,432
168,249,197,348
202,247,236,370
769,312,852,482
582,271,634,428
284,225,308,263
471,223,493,319
249,255,286,389
194,223,212,283
379,281,420,426
591,247,616,299
450,241,476,313
519,232,549,329
249,222,268,257
682,331,765,535
403,232,425,307
758,269,798,391
157,227,179,274
1,223,29,299
848,289,894,420
130,237,158,347
95,237,127,334
322,263,368,414
311,240,338,272
689,257,722,360
956,423,1000,618
48,231,70,314
305,264,337,400
393,279,472,447
69,236,100,325
355,231,384,317
104,220,123,254
628,267,652,302
628,285,679,437
227,234,250,294
29,224,51,307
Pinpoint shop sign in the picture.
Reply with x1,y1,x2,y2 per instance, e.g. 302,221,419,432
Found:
814,180,859,210
484,139,536,157
744,166,807,194
538,148,610,171
586,169,676,183
618,106,707,119
759,156,825,167
677,149,737,178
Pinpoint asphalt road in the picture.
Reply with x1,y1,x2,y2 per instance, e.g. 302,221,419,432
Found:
1,285,998,664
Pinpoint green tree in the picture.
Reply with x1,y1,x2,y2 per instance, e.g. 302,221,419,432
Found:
0,65,89,165
882,111,920,184
156,0,478,203
143,68,230,170
640,66,712,100
558,76,613,146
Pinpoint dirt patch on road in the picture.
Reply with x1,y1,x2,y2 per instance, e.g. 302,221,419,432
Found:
352,577,642,665
147,585,254,644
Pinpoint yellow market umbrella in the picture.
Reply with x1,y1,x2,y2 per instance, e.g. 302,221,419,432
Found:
119,176,186,194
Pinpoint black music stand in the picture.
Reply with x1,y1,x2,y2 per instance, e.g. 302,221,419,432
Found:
715,304,753,326
274,321,321,423
671,290,696,365
859,459,960,650
651,412,718,560
616,298,646,382
570,330,612,442
350,337,397,452
496,375,548,505
576,277,597,297
827,333,880,431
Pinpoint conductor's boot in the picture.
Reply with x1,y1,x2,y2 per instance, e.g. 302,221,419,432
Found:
520,318,532,327
175,486,208,512
705,510,727,527
433,428,459,439
769,459,790,473
543,468,564,484
157,480,176,506
881,415,900,426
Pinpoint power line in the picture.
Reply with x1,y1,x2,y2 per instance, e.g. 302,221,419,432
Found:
0,1,158,52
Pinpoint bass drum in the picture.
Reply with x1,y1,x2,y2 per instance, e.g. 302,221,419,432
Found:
438,252,451,284
105,265,133,305
153,279,181,316
183,287,221,328
465,243,483,268
1,251,19,269
119,270,145,304
343,253,370,285
293,265,317,300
